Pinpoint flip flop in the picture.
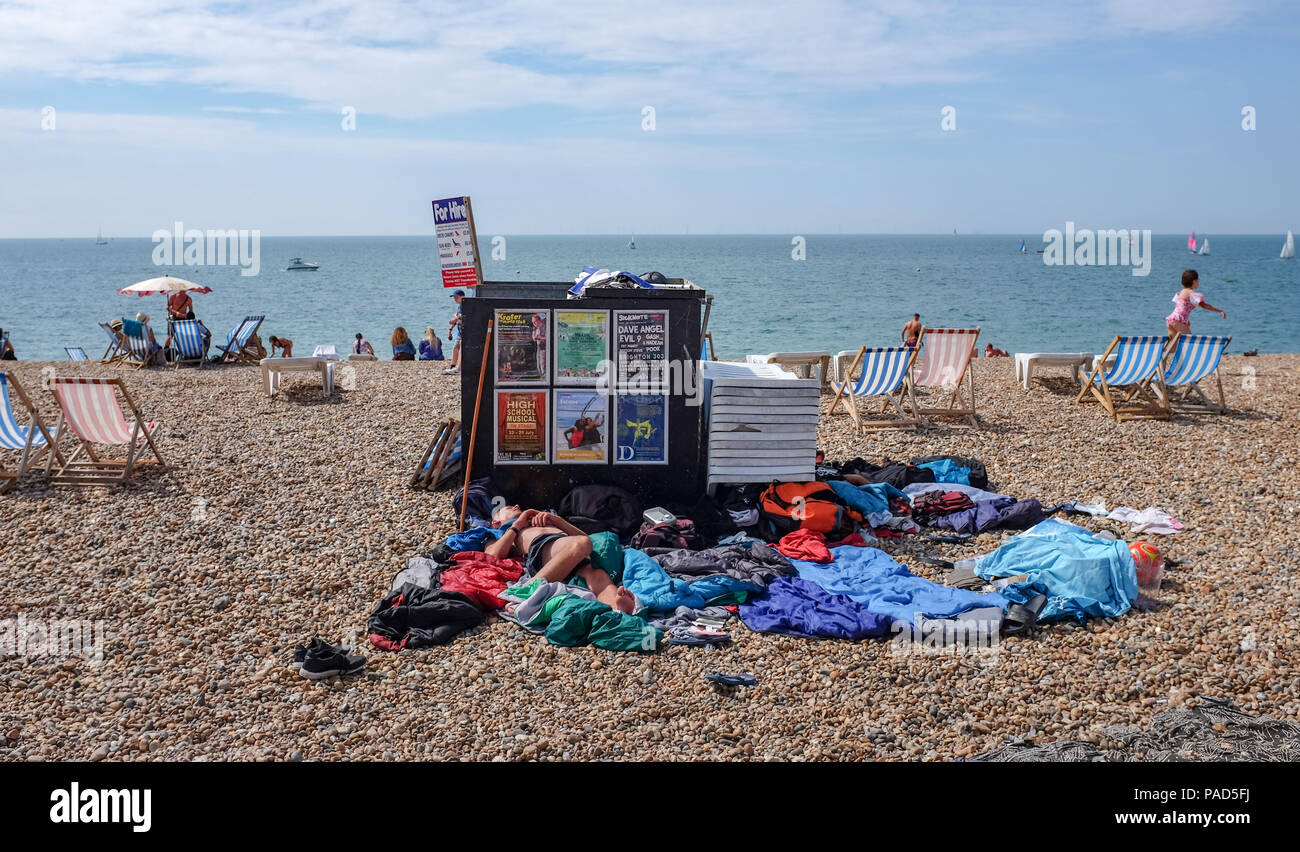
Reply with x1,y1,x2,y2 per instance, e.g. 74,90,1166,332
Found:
705,673,756,687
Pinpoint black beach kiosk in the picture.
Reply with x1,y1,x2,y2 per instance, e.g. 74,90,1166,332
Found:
460,280,707,508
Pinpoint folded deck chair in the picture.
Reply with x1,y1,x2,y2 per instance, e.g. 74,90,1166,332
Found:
1075,335,1169,421
827,345,922,430
167,319,209,369
1152,334,1232,414
119,319,160,369
214,315,266,364
908,327,980,425
0,372,61,492
65,347,89,361
99,322,128,364
44,377,164,485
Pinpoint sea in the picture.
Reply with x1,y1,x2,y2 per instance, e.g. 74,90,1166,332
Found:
1,234,1296,362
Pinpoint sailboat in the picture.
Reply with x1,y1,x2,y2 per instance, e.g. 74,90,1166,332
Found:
1283,230,1295,259
1197,237,1210,255
1019,239,1028,254
95,227,107,246
628,235,636,249
1187,232,1197,253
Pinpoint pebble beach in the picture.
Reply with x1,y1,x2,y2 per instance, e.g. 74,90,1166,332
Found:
1,354,1296,762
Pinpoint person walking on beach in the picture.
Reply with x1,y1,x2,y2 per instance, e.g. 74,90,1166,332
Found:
444,289,465,374
418,327,444,361
901,314,922,347
353,333,375,356
390,327,416,360
268,335,293,357
1166,269,1226,337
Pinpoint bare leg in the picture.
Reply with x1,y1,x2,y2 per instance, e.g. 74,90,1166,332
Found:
575,564,636,614
533,534,593,583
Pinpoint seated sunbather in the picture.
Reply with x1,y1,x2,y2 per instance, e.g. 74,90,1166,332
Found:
485,507,635,613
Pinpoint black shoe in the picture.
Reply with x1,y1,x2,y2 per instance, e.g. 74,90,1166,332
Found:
290,637,329,669
299,641,365,681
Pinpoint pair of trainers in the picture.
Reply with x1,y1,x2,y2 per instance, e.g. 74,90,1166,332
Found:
292,638,365,681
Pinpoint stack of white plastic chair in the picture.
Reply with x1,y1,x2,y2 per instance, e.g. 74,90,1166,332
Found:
701,360,819,491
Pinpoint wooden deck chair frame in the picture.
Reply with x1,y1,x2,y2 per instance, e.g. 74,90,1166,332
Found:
215,316,266,365
0,372,64,493
99,322,129,364
44,377,165,486
1075,335,1170,421
827,343,923,430
410,419,462,491
1147,333,1232,415
908,327,980,425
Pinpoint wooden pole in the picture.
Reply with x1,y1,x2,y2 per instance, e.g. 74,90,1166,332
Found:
458,318,493,532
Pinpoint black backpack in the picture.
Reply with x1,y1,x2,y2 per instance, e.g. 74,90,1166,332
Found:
559,484,642,536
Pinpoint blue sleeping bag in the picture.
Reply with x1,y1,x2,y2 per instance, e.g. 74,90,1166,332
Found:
826,480,907,517
790,545,1007,624
739,576,891,640
622,548,762,614
972,519,1138,623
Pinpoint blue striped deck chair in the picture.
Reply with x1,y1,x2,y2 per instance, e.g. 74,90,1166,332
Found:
214,315,265,364
0,372,62,492
167,319,209,369
119,319,159,369
65,347,89,361
827,345,922,430
99,322,128,364
1076,335,1169,421
1153,334,1232,414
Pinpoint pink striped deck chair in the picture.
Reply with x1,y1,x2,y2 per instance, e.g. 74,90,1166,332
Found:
908,327,981,425
44,377,165,485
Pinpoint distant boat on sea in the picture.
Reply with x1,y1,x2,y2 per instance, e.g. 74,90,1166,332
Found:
628,235,636,249
1019,239,1027,254
1283,231,1295,259
286,257,320,271
1187,232,1197,253
95,227,107,246
1198,237,1210,256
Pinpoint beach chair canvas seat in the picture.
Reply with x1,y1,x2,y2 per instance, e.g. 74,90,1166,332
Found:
1152,334,1231,414
120,319,160,369
167,319,209,369
214,315,266,364
44,377,164,486
1075,335,1169,421
65,347,89,361
0,372,62,493
908,328,980,425
827,346,922,430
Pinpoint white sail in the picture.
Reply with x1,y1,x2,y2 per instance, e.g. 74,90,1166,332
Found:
1283,231,1295,259
1198,237,1210,255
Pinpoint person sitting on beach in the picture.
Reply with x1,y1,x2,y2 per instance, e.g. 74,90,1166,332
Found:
901,313,922,347
130,312,165,365
353,333,375,356
485,507,636,614
418,327,444,361
167,290,195,321
0,332,14,360
1166,269,1226,337
984,344,1009,357
268,336,293,358
391,327,416,361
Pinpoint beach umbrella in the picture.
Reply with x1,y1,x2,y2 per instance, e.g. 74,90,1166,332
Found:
117,276,212,296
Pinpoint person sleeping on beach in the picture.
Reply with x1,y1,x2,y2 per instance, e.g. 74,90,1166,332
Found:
984,344,1008,357
485,506,636,614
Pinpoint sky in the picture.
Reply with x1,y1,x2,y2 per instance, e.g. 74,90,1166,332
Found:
0,0,1297,238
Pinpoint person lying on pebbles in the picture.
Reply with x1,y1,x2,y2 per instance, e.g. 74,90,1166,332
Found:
486,506,636,614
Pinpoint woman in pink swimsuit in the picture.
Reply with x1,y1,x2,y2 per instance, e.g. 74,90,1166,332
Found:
1165,269,1226,336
